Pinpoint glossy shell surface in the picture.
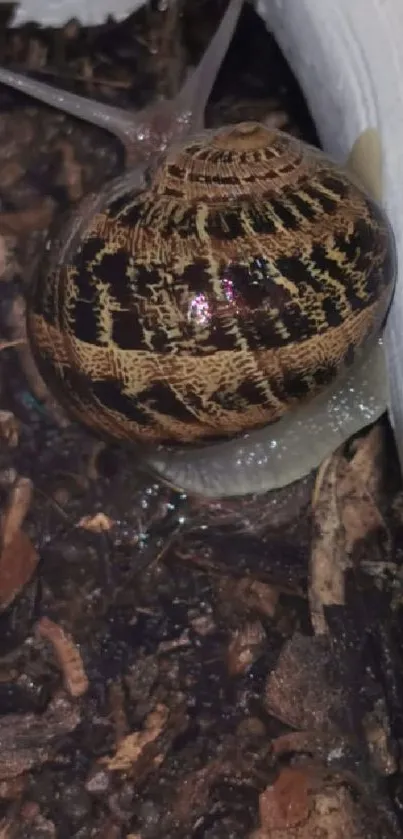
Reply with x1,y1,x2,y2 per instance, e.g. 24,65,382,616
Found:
27,122,395,446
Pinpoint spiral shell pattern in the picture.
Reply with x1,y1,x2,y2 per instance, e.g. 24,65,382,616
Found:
27,122,395,445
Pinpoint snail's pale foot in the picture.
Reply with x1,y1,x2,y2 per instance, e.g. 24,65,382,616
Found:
145,338,388,499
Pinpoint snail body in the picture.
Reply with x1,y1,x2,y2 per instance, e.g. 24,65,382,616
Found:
0,0,396,497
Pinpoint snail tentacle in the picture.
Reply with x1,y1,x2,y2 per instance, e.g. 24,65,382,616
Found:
0,0,243,163
173,0,243,134
0,66,143,151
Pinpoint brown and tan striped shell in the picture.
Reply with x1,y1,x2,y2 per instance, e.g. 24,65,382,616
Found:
27,121,395,447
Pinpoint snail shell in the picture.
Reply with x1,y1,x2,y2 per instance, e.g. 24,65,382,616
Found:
27,122,395,450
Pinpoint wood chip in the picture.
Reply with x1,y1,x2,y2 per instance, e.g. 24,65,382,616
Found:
256,782,368,839
0,777,25,799
1,477,33,549
0,528,38,611
54,140,84,202
0,693,80,780
100,704,169,772
310,426,388,634
259,768,311,832
338,426,388,556
310,453,347,635
221,577,279,619
0,236,7,279
0,410,19,448
264,633,348,732
227,621,266,676
37,617,89,698
363,700,397,776
0,199,54,235
77,513,115,532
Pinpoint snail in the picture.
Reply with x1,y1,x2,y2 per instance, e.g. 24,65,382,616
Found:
0,0,396,499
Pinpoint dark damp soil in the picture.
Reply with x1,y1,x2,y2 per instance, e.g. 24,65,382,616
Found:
0,2,402,837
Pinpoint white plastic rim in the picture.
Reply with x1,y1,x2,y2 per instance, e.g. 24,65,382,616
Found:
9,0,145,27
258,0,403,469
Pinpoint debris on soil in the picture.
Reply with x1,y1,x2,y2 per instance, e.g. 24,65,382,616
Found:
36,616,89,698
258,767,312,832
0,691,80,780
310,425,390,635
253,778,380,839
0,473,37,612
264,632,352,733
226,619,267,676
0,2,401,838
0,409,20,448
99,702,170,772
0,527,37,611
77,512,115,533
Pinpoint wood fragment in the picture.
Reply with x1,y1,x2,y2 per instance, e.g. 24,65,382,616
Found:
77,512,115,532
0,199,55,235
0,340,26,351
310,427,389,634
338,426,388,556
109,681,129,747
0,692,80,780
0,410,20,448
259,767,311,831
55,140,84,202
100,704,169,772
0,475,37,610
1,476,33,548
310,453,348,635
0,529,38,611
227,621,266,676
0,236,7,280
37,617,89,698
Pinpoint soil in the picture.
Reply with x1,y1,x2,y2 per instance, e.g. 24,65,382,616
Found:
0,2,402,837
